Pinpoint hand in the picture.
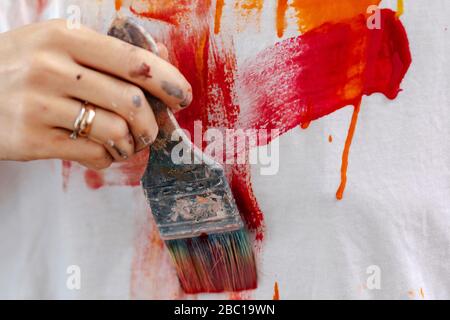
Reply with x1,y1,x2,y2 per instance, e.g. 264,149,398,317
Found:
0,19,192,169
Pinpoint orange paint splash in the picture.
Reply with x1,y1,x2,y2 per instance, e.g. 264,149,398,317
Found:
115,0,122,11
419,287,425,299
290,0,381,33
236,0,263,10
129,0,193,25
276,0,289,38
273,282,280,300
336,101,361,200
215,0,226,34
396,0,404,17
328,135,333,143
234,0,264,32
301,122,311,130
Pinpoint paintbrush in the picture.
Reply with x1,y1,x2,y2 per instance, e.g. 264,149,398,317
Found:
108,17,257,294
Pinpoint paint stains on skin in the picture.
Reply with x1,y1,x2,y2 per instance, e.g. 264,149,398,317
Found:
133,95,142,108
130,62,152,79
276,0,289,38
336,102,361,200
162,82,184,100
273,281,280,300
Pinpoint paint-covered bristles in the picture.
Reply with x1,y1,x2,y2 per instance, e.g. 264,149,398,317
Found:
166,229,257,294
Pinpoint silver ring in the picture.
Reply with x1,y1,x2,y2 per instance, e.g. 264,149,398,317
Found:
70,104,87,140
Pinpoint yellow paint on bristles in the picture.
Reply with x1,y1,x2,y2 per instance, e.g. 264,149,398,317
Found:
396,0,404,17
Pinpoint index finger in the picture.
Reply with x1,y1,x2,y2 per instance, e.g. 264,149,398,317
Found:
64,23,192,111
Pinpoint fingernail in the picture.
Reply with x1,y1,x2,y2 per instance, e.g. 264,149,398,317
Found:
112,145,128,160
180,89,193,108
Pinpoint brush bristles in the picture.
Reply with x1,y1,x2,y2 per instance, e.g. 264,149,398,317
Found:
166,229,257,294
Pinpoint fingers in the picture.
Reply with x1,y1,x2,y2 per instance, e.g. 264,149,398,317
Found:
43,128,113,170
42,97,138,162
64,65,158,151
157,43,169,61
64,25,192,112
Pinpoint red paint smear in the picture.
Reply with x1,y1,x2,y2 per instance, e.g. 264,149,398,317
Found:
238,10,411,133
273,281,280,300
69,8,410,238
120,5,411,297
62,161,72,191
238,10,411,197
130,62,152,79
36,0,48,15
169,29,266,238
84,170,105,190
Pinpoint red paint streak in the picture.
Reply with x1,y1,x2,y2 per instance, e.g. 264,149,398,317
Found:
62,161,72,191
36,0,48,15
238,10,411,134
336,102,361,200
84,170,105,190
273,281,280,300
130,63,152,79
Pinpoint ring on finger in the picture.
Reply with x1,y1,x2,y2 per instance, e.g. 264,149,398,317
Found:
70,104,87,140
79,104,97,138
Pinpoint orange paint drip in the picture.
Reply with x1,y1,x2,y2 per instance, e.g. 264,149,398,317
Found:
336,101,361,200
273,282,280,300
291,0,381,33
419,287,425,299
237,0,263,10
328,135,333,143
301,121,311,129
115,0,122,11
276,0,289,38
215,0,225,34
396,0,404,17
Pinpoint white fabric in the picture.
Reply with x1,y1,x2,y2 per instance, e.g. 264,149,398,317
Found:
0,0,449,299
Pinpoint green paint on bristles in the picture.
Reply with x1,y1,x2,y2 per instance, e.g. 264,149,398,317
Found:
166,229,257,294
